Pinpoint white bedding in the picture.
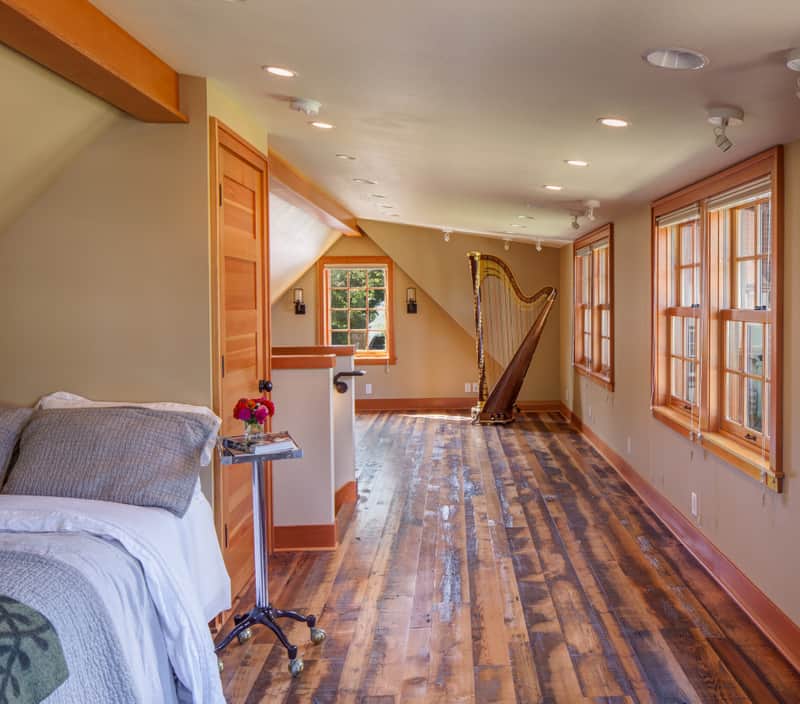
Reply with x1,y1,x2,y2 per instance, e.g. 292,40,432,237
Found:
0,492,230,703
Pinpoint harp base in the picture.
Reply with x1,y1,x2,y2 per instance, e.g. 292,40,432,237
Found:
471,404,516,425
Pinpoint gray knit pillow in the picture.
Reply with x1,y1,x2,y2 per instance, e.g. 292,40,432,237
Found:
0,408,33,486
3,407,217,516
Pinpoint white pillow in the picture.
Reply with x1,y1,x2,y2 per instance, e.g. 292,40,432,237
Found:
36,392,221,466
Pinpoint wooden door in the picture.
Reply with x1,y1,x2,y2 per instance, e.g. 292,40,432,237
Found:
210,119,271,600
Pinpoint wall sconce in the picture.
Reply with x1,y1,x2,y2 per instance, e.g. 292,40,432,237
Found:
406,287,417,314
293,288,306,315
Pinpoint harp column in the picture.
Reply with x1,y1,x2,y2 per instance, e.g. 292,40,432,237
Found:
468,252,488,416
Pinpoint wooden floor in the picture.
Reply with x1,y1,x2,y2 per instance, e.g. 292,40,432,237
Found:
218,411,800,703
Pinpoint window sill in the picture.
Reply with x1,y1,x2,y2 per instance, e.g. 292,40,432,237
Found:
651,406,782,492
355,355,397,366
574,363,614,391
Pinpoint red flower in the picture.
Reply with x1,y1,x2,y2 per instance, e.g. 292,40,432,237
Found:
233,396,276,424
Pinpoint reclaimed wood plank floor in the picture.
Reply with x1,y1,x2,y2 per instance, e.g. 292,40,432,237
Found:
218,411,800,703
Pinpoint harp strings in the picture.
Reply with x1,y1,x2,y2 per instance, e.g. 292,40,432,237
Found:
478,259,542,398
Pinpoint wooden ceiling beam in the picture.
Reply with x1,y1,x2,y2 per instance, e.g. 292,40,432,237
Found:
269,149,360,236
0,0,186,123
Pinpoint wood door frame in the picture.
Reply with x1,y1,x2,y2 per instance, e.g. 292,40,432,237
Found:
209,117,274,554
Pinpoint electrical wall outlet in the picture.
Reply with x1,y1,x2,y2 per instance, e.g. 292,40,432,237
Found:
365,383,373,395
472,382,479,393
691,491,699,518
464,382,472,393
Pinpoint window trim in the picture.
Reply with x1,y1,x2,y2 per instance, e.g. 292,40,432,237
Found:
651,146,783,491
317,255,397,365
573,223,614,390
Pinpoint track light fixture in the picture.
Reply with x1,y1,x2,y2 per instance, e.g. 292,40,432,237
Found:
443,229,452,243
714,122,733,152
536,240,543,253
786,48,800,72
571,214,580,230
583,199,600,222
503,239,511,251
707,107,743,153
787,50,800,99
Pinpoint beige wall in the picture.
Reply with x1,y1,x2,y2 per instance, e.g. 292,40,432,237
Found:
0,45,120,233
360,220,560,340
273,231,561,402
206,79,268,155
272,236,479,400
560,139,800,625
0,74,271,502
0,75,213,408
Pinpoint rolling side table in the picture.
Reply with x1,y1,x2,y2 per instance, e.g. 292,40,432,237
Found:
214,432,326,677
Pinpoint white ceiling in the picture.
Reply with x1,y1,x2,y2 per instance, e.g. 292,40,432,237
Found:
93,0,800,243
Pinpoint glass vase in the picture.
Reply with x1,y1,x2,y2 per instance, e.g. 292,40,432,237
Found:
243,421,262,440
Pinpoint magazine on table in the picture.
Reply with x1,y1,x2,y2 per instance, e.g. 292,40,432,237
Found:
222,430,297,456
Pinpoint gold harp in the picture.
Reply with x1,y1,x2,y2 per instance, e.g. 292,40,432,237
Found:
468,252,557,424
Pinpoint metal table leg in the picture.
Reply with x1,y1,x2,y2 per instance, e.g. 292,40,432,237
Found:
215,458,326,677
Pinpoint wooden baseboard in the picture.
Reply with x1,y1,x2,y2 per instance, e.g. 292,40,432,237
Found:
559,402,800,673
356,397,473,411
516,400,563,412
272,523,337,552
355,397,561,412
334,480,358,514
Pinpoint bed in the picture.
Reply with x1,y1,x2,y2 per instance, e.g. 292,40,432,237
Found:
0,394,230,703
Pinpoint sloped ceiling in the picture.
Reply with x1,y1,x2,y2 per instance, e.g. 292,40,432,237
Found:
269,190,341,302
92,0,800,244
0,44,120,234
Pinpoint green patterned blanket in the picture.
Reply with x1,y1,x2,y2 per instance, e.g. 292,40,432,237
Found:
0,551,137,704
0,596,67,704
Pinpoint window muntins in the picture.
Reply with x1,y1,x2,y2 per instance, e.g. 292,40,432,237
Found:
719,196,772,449
573,224,614,389
662,218,701,414
318,256,396,364
650,147,782,491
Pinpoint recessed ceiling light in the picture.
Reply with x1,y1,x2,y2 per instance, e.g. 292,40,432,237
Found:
643,48,708,71
390,214,400,217
517,214,535,220
336,153,356,160
598,117,629,128
380,204,394,209
371,194,386,199
565,159,589,167
353,178,377,185
310,121,334,129
543,184,563,191
263,66,297,78
510,223,525,228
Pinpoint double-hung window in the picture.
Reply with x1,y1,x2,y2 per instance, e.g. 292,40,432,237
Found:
661,210,702,413
318,256,396,364
713,187,772,447
651,148,782,491
573,224,614,389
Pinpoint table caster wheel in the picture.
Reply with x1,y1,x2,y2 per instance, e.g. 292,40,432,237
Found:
237,628,253,644
288,658,304,678
218,658,224,673
310,627,326,645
